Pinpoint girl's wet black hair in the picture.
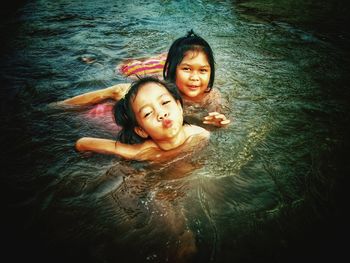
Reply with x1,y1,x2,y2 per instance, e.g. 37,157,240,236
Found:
113,76,183,144
163,29,215,92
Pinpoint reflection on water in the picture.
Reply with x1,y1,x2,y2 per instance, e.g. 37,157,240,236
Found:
1,0,349,262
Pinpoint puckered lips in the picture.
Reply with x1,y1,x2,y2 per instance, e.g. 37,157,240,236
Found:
162,118,173,128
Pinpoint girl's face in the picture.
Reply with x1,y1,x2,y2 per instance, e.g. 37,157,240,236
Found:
131,82,184,142
175,50,211,100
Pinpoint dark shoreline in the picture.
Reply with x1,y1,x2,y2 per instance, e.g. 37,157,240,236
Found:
235,0,350,49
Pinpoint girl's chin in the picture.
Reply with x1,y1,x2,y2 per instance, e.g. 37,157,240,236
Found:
163,125,182,137
184,90,201,98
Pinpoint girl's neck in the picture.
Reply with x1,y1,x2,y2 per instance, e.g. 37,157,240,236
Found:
182,92,208,103
154,126,188,151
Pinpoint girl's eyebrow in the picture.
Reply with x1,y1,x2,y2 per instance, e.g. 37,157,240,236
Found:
179,62,210,67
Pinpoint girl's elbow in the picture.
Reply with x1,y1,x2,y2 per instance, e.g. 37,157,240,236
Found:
75,137,88,151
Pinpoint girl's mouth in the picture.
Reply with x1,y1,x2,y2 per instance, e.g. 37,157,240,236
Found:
162,119,173,128
188,85,199,91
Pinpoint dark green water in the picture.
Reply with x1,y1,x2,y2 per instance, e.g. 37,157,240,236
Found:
1,0,349,262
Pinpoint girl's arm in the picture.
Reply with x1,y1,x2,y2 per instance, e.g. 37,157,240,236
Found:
75,137,151,160
60,83,130,106
75,137,165,161
75,126,210,162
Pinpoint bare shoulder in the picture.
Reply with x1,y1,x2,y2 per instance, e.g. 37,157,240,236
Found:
203,87,225,112
185,125,210,138
139,139,159,150
134,127,209,163
209,87,222,100
132,140,162,161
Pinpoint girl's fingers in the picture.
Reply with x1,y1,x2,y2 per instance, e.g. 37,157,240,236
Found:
203,120,230,126
204,112,231,126
214,114,225,120
220,120,230,125
205,114,226,120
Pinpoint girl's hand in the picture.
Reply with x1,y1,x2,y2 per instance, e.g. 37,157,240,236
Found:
110,83,130,100
203,112,230,127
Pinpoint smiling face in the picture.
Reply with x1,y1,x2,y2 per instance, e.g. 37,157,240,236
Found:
131,82,184,143
175,50,211,100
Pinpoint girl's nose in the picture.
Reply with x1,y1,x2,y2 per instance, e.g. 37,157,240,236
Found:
157,111,168,121
189,71,199,81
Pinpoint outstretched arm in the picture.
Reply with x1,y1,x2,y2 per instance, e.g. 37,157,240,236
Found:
60,83,130,106
75,137,148,160
75,126,210,162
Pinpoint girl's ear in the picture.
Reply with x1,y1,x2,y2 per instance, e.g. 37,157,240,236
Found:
134,126,149,138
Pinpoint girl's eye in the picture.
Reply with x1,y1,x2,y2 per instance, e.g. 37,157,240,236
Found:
144,111,152,118
182,67,190,71
201,69,208,73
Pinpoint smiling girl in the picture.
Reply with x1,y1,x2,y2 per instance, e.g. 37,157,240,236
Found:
61,30,230,127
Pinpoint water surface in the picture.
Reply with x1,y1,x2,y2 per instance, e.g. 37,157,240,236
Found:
1,0,349,262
